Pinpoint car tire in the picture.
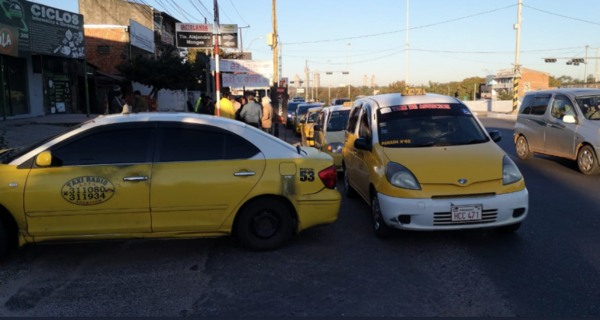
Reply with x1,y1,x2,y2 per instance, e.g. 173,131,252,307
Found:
235,198,294,251
577,145,600,175
371,193,393,239
515,136,533,160
343,165,358,198
0,219,8,258
496,222,521,233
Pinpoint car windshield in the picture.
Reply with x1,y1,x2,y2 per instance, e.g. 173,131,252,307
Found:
327,110,350,131
297,106,311,116
377,103,489,148
287,102,300,112
307,112,319,123
333,99,350,105
576,95,600,120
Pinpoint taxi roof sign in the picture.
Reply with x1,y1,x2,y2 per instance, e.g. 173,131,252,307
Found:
342,101,354,106
402,87,426,96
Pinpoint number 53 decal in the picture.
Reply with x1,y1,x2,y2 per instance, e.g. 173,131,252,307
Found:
300,168,315,182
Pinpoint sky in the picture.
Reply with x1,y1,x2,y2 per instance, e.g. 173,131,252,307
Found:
34,0,600,87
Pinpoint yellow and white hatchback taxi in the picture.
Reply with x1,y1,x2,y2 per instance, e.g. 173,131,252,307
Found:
342,89,529,238
301,107,323,147
313,103,352,172
0,113,341,256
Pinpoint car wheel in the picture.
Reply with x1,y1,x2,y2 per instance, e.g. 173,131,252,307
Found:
343,165,358,198
496,222,522,233
371,193,393,239
577,145,600,175
515,136,533,160
235,198,294,251
0,219,8,258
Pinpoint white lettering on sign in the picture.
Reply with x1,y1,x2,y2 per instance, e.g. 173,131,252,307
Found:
222,74,270,88
211,59,273,76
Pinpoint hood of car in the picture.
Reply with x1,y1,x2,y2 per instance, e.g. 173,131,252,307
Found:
382,142,505,186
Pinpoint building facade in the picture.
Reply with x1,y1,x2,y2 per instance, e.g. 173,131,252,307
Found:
491,67,550,98
0,0,88,119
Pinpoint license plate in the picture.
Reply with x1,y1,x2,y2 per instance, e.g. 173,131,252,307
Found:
451,205,482,221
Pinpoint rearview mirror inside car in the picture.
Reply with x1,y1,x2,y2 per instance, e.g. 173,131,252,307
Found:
36,151,53,167
488,130,502,143
562,115,577,124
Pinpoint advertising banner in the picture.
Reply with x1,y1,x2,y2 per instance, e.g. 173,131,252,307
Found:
210,58,273,76
222,74,270,88
0,23,18,57
0,0,85,58
130,19,155,53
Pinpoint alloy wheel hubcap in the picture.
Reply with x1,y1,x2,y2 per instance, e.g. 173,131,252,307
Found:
580,151,593,171
517,138,527,156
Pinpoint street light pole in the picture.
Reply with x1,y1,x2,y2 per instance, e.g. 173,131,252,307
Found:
347,43,351,98
405,0,409,85
512,0,522,112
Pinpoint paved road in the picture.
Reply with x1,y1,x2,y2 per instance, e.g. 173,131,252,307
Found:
0,119,599,317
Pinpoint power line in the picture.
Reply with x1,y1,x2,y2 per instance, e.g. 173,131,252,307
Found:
197,0,213,19
189,0,207,19
409,45,588,55
285,4,517,45
523,4,600,26
155,0,173,16
218,3,234,23
229,0,249,26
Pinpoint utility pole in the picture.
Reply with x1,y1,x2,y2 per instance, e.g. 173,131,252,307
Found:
473,83,476,101
347,43,351,98
305,60,309,101
238,25,250,58
584,45,589,83
279,41,283,83
596,48,598,82
272,0,278,86
214,0,221,116
512,0,522,112
405,0,409,85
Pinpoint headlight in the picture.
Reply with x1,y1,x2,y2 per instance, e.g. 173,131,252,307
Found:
502,155,522,185
287,114,292,118
327,142,344,153
385,162,421,190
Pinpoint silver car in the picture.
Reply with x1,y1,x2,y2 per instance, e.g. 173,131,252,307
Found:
514,89,600,175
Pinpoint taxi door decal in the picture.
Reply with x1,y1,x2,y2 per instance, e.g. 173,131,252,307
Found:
61,176,115,206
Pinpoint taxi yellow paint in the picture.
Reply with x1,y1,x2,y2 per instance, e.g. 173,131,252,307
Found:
0,114,342,255
342,92,528,235
301,108,322,147
314,106,352,172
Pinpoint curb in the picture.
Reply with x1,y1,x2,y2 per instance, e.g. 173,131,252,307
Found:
485,113,518,120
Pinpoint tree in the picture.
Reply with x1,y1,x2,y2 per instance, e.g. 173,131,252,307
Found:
549,75,562,87
379,81,406,94
497,90,513,100
116,45,199,99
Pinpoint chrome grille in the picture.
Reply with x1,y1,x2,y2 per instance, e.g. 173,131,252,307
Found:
433,209,498,226
431,193,495,200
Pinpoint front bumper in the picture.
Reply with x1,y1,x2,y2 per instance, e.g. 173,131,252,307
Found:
377,188,529,230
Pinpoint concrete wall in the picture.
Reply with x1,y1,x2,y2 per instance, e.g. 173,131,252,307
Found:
84,26,129,74
132,82,186,111
463,100,516,113
79,0,154,30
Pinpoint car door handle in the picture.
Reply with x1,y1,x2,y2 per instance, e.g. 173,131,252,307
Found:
234,172,255,177
123,176,148,181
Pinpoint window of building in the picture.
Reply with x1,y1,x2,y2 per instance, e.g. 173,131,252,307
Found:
2,56,29,116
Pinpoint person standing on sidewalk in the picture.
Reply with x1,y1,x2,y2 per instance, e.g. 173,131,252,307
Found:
111,90,124,114
261,96,273,134
215,92,235,119
240,94,262,128
132,90,149,112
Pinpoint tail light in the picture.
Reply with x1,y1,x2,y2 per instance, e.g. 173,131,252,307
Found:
318,165,337,189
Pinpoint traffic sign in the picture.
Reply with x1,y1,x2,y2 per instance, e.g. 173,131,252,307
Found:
175,23,213,49
219,24,238,49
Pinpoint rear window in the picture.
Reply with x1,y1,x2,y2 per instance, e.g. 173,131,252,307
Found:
287,102,300,112
519,95,534,114
307,112,319,123
530,96,550,116
297,106,311,116
327,110,350,131
377,103,488,148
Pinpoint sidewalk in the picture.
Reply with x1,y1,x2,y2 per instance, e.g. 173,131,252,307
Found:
0,114,100,129
473,111,518,120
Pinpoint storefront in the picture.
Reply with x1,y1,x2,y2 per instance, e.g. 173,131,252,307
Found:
0,0,86,118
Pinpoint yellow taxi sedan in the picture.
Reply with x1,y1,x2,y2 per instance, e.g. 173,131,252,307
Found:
342,89,528,238
301,107,322,147
0,113,341,256
295,103,322,136
314,104,352,172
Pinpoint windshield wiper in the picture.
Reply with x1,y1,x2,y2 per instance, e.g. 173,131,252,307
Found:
406,142,437,147
455,139,488,145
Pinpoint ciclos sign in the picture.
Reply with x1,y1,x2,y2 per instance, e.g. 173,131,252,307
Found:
0,24,18,57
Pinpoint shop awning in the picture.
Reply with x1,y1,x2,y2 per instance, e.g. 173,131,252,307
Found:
96,72,127,82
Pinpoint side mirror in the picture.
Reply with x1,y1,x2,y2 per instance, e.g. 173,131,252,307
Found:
563,115,577,124
488,130,502,143
36,151,52,167
354,137,370,151
314,124,322,131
